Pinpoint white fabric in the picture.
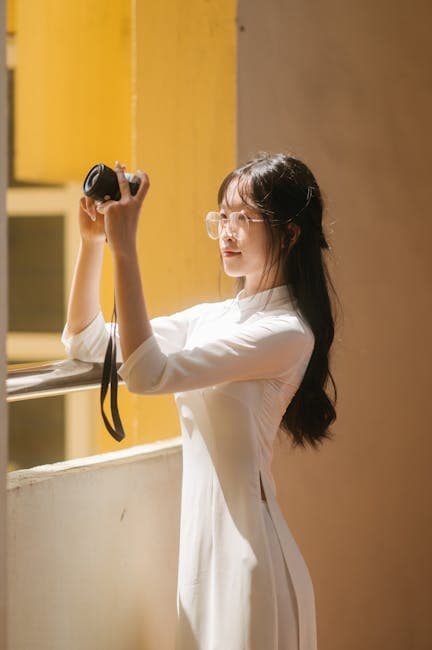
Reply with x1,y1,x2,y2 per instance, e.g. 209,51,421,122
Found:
61,284,318,650
261,500,299,649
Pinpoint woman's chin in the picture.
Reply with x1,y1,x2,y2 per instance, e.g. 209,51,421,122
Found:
222,263,245,278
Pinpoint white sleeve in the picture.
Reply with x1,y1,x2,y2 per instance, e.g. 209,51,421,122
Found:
117,316,315,395
61,303,206,363
61,312,112,363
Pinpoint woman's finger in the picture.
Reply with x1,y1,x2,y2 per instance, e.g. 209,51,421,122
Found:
115,160,131,200
85,196,97,221
96,199,115,214
80,195,95,222
135,170,150,203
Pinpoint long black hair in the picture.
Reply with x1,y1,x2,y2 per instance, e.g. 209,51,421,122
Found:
217,152,339,450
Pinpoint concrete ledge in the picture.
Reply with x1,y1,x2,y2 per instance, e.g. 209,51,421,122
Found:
7,436,182,488
7,436,183,650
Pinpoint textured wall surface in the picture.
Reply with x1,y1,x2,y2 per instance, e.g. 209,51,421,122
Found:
238,1,432,649
7,441,183,650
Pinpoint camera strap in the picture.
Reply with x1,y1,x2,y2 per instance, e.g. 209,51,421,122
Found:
100,300,126,442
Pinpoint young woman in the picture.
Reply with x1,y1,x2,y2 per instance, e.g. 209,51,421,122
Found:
62,152,337,650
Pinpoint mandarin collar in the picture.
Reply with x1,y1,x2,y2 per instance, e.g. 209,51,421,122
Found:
234,284,293,313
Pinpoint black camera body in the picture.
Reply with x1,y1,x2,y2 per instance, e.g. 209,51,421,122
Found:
83,163,140,202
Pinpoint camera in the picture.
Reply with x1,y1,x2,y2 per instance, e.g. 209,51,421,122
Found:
83,163,140,202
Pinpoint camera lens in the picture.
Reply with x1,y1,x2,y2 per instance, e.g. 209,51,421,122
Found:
85,167,103,192
83,164,140,202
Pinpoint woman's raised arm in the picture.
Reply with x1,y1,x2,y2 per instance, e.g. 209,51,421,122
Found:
65,196,107,336
95,162,152,362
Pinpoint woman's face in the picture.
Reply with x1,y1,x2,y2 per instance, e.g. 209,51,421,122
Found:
219,179,282,293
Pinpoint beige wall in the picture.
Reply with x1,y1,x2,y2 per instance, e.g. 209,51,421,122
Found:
238,1,432,649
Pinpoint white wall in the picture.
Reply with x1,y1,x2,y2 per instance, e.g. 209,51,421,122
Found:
7,440,183,650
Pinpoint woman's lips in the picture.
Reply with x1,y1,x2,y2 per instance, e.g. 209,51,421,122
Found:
222,250,241,257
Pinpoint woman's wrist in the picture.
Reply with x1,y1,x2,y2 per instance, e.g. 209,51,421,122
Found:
80,236,106,249
110,242,138,263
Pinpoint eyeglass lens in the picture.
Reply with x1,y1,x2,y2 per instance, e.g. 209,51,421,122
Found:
206,212,248,239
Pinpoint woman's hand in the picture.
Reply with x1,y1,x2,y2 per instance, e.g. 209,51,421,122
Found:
95,161,150,257
78,196,107,245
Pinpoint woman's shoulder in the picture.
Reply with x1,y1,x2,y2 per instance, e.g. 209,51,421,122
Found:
251,306,315,350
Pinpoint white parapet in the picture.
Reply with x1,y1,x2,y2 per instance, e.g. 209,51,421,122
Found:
7,437,183,650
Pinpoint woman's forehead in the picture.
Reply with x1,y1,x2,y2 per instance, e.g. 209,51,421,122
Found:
220,178,257,211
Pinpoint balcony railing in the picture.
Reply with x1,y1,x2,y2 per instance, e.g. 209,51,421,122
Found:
7,359,124,401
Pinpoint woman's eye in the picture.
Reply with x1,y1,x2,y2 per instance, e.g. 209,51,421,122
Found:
237,213,248,223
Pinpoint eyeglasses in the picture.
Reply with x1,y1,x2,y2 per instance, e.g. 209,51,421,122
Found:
205,211,265,240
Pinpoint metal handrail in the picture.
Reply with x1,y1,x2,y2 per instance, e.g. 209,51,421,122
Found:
7,359,124,402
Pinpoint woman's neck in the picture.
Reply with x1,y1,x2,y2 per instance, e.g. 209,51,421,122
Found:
243,269,285,298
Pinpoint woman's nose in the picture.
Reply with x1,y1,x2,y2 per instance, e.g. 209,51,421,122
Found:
222,221,236,239
221,231,235,244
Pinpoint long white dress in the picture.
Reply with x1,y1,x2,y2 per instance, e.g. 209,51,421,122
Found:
61,284,318,650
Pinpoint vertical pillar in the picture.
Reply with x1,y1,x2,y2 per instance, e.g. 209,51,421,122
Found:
97,0,237,450
96,0,237,449
0,0,9,646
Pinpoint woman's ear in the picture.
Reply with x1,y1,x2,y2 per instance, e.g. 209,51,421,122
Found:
282,223,301,250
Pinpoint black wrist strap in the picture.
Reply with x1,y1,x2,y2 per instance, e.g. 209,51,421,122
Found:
100,301,126,442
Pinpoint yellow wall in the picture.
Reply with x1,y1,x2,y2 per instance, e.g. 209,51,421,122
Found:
7,0,15,33
13,0,236,453
98,0,236,451
15,0,132,182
